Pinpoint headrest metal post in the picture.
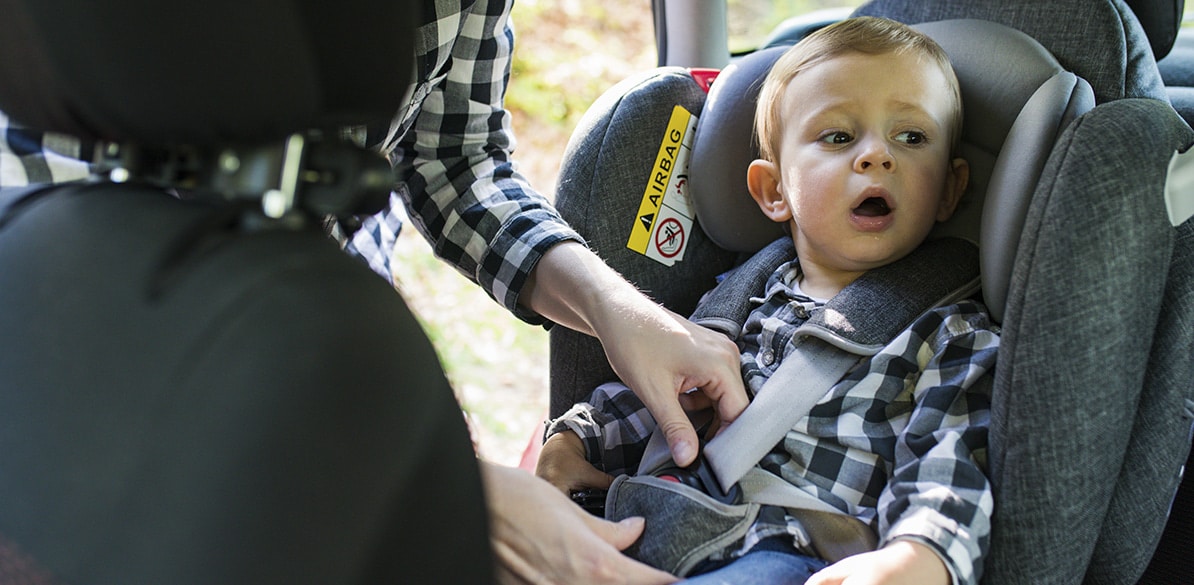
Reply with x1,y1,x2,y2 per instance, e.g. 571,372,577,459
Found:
262,133,306,219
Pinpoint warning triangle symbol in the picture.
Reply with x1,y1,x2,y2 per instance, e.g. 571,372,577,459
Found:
639,213,655,232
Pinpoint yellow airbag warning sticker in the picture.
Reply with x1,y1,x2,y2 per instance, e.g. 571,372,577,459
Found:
627,105,698,266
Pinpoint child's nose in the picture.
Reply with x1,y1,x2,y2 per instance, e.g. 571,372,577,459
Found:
854,139,895,173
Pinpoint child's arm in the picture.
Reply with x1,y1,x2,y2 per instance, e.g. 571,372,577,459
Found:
875,304,1000,585
806,540,949,585
536,430,616,494
536,382,659,492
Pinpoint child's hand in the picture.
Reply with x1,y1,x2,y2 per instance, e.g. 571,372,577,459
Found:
534,430,616,495
806,540,950,585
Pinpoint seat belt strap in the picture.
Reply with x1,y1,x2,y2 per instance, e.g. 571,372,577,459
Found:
623,237,980,562
737,467,843,514
704,342,878,561
704,337,860,492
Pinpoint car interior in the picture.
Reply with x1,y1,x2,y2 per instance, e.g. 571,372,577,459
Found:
548,0,1193,583
0,0,1189,584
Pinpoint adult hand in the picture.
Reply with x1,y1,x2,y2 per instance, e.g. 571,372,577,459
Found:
481,462,678,585
523,242,748,467
593,296,745,466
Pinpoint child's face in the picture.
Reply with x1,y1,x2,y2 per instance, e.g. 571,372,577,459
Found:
748,50,968,288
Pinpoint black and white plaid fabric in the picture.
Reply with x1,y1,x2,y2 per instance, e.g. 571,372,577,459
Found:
0,0,581,325
348,0,582,323
0,112,90,186
548,259,1000,585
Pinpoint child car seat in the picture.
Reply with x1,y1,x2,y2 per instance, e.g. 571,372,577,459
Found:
549,4,1193,584
0,1,492,583
844,3,1194,582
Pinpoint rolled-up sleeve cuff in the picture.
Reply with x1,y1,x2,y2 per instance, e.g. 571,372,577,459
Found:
884,509,977,585
545,405,606,467
477,208,585,326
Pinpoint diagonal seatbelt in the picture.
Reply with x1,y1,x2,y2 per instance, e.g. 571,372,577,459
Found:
704,335,878,561
702,337,858,494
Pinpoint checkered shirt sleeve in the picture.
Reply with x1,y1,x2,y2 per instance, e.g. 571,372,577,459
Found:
861,304,997,585
0,112,90,186
363,0,583,325
545,382,657,477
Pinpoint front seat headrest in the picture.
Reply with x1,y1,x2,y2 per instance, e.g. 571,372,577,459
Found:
0,0,418,146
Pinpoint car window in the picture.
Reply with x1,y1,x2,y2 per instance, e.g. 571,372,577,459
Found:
727,0,865,54
730,1,1194,53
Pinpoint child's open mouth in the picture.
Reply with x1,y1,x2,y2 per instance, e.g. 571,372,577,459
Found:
850,189,895,232
853,197,891,217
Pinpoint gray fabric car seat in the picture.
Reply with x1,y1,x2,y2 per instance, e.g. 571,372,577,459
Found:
848,4,1194,584
549,5,1193,585
0,1,493,583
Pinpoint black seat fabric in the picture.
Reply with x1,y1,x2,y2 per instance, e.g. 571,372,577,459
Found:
984,98,1191,585
1124,0,1184,62
1158,22,1194,127
549,67,743,409
0,185,490,584
0,0,494,582
0,0,414,145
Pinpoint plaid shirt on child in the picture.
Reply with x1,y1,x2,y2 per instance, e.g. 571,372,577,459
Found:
548,259,1000,585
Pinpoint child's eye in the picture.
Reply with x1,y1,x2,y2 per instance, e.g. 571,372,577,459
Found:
894,130,927,145
819,131,853,145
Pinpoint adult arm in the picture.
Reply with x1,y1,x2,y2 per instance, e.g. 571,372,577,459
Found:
525,241,746,465
378,2,745,466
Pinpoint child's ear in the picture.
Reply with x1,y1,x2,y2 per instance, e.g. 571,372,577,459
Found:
936,157,970,222
747,159,792,223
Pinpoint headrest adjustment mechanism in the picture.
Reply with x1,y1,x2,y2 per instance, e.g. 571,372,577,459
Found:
94,131,393,228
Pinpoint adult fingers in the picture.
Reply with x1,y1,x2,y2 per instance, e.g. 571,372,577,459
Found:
579,516,679,584
580,515,646,552
639,391,700,467
681,321,749,424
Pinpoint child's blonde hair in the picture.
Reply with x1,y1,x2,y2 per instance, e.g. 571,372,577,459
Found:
754,16,964,163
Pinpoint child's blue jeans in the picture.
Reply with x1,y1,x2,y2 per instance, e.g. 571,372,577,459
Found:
682,537,829,584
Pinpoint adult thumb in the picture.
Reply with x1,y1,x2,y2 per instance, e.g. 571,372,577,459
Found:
582,515,648,551
653,404,699,467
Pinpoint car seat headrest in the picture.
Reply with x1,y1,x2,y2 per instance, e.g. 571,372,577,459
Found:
686,46,788,252
853,0,1168,104
0,0,418,147
689,19,1094,322
1125,0,1185,61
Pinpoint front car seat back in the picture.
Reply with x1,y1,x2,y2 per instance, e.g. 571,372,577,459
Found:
0,0,412,145
0,1,494,583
